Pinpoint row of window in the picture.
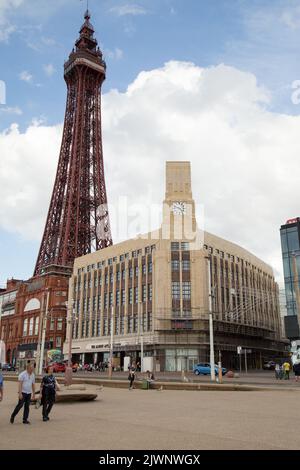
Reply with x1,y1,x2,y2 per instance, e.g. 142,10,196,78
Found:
171,282,191,300
204,246,272,276
79,285,153,312
76,263,153,291
171,242,190,251
77,246,156,275
22,317,63,337
171,260,190,271
73,312,153,339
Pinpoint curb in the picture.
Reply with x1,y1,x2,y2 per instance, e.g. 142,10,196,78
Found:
4,374,300,392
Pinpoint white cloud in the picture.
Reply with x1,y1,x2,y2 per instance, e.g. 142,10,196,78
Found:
0,121,62,239
0,106,22,115
19,70,33,82
0,0,23,42
110,4,148,16
0,61,299,282
43,63,55,77
105,47,123,61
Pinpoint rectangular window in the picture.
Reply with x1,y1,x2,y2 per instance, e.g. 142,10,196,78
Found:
129,268,133,278
182,282,191,299
148,312,152,331
34,317,39,336
116,290,120,306
103,317,108,336
172,260,180,271
120,315,124,335
50,319,55,331
133,315,138,333
29,318,34,336
172,282,180,300
129,288,133,304
135,287,139,303
122,289,126,305
104,293,108,308
122,270,126,280
142,285,147,302
142,264,146,275
148,284,152,301
120,254,125,262
171,242,180,251
110,273,114,284
56,337,62,348
182,260,190,271
105,274,108,285
148,262,152,274
181,242,189,251
109,292,113,307
135,266,139,277
116,271,121,281
57,318,63,331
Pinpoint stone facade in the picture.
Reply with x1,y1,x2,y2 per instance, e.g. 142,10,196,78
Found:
64,162,287,371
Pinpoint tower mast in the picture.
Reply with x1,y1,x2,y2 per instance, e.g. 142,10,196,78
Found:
34,10,112,276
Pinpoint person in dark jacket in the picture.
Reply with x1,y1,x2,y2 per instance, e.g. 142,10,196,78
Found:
41,366,60,422
128,363,136,390
293,362,300,383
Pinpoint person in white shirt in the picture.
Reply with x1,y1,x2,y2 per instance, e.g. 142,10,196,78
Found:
10,361,35,424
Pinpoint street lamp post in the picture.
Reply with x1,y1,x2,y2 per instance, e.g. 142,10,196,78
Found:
108,305,114,379
38,289,50,376
207,256,216,382
65,302,75,386
140,301,144,373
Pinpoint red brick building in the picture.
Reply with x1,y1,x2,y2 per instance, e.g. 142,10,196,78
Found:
0,267,71,368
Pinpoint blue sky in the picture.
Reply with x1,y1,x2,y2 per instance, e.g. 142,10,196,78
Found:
1,0,300,284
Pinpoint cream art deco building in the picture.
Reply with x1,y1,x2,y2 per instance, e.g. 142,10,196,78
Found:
64,162,287,371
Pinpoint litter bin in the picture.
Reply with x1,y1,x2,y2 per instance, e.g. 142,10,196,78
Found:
141,380,149,390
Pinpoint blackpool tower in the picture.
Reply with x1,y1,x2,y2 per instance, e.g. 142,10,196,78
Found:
34,10,112,276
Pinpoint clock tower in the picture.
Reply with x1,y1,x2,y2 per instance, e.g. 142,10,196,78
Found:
162,161,198,243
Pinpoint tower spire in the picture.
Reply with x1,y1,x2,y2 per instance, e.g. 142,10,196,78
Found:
34,12,112,276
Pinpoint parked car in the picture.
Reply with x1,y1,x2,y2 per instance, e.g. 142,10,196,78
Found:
263,361,276,370
193,363,227,376
45,362,66,373
0,363,16,372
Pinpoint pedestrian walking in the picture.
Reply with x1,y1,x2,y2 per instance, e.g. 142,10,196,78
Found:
293,362,300,382
10,361,35,424
40,366,60,422
275,363,281,380
0,371,3,402
128,364,136,390
283,361,291,380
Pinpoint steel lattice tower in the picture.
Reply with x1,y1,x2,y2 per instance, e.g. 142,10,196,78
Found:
34,10,112,276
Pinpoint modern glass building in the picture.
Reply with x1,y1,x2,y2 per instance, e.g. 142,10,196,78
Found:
280,217,300,339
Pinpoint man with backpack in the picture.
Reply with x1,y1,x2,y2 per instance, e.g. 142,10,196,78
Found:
0,371,3,402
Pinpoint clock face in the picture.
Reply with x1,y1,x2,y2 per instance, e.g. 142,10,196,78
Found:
172,201,186,215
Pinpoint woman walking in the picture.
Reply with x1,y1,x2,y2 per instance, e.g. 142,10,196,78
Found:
128,364,136,390
293,362,300,383
41,366,60,422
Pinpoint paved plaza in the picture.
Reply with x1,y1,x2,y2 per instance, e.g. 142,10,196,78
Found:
1,381,300,450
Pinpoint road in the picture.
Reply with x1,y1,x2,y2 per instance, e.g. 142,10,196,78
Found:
1,381,300,450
